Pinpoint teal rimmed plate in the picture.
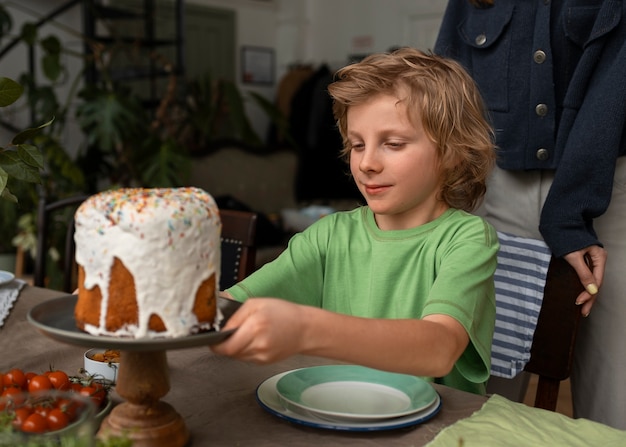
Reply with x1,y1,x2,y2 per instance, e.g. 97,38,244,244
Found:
275,365,437,422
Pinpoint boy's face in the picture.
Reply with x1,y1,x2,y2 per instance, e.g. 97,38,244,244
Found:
347,93,448,230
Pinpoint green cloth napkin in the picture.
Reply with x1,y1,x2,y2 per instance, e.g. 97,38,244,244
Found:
426,394,626,447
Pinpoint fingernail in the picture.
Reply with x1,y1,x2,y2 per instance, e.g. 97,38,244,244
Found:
576,300,583,305
583,312,590,318
586,284,598,295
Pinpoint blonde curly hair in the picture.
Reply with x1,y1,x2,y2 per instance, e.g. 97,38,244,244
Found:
328,47,496,212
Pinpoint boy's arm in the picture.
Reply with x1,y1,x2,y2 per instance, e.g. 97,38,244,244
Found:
211,297,468,378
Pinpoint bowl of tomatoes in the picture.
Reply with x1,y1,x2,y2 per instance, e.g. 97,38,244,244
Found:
0,389,95,445
0,367,113,444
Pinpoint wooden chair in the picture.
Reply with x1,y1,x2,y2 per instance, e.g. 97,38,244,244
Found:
34,194,89,293
219,209,258,289
523,256,584,411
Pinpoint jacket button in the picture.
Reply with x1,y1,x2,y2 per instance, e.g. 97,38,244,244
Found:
533,50,547,64
535,103,548,116
475,34,487,46
536,148,549,160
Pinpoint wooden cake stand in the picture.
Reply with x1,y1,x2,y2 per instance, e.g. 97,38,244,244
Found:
98,350,187,446
27,295,240,447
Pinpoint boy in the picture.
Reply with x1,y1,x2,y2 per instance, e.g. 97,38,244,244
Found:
212,48,498,394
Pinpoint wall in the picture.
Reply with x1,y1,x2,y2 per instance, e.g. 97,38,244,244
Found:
0,0,449,157
276,0,447,76
193,0,448,137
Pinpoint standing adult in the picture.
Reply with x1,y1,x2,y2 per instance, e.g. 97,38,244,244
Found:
435,0,626,429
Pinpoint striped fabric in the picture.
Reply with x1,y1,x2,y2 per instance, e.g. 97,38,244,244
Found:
490,231,552,378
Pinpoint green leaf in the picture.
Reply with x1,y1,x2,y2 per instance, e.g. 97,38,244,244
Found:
76,92,145,153
0,150,41,183
20,22,37,45
17,144,44,169
42,52,62,81
0,77,24,107
38,135,85,190
0,166,7,198
140,138,190,187
12,117,55,144
40,35,61,54
0,185,18,203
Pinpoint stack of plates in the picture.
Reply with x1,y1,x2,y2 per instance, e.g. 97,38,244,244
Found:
255,365,441,431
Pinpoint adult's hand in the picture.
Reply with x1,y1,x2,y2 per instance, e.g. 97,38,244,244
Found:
564,245,607,317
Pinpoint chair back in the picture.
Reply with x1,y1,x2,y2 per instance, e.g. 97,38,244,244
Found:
219,209,258,289
524,256,583,410
34,194,89,292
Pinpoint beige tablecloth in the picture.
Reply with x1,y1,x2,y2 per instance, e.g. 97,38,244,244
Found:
1,285,489,446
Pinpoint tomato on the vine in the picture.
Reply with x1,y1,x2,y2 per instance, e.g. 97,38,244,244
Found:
33,403,52,419
46,408,70,431
25,371,37,382
28,374,53,393
3,368,26,389
21,412,47,433
78,384,106,407
1,386,26,407
11,407,32,429
48,370,71,391
57,397,79,421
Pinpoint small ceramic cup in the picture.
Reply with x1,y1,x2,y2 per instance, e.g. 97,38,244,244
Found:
83,349,120,384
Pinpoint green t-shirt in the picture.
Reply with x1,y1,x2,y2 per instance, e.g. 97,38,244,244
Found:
228,207,499,394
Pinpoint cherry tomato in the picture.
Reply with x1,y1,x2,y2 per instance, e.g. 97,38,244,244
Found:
1,386,26,408
21,412,48,433
79,384,106,408
33,403,52,419
3,368,26,389
46,408,70,431
28,374,53,393
48,371,71,391
11,407,32,429
25,371,37,381
57,397,79,421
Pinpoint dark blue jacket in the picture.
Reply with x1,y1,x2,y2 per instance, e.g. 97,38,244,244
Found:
435,0,626,257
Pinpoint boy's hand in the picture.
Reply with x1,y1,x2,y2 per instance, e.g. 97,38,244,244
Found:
211,298,307,364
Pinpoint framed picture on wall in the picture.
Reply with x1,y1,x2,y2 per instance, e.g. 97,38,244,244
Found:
241,46,274,85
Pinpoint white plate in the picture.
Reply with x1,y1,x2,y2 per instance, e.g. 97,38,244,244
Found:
275,365,438,422
0,270,15,286
256,369,441,431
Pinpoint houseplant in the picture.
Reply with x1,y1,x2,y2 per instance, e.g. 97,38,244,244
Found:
0,76,48,272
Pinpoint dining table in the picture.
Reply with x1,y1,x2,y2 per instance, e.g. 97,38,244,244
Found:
1,284,491,446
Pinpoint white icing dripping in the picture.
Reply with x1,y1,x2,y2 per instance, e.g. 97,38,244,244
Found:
74,187,222,338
